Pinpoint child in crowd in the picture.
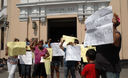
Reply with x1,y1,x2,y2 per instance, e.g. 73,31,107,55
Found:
81,49,99,78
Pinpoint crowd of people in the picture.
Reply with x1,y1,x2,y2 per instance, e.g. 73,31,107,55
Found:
5,13,121,78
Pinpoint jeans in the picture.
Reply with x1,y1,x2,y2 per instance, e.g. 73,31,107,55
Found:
65,61,77,78
106,72,120,78
7,62,17,78
21,64,31,78
101,72,120,78
18,59,21,76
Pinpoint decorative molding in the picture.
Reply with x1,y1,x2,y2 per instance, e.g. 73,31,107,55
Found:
17,0,110,8
78,4,84,21
17,0,110,22
46,4,78,15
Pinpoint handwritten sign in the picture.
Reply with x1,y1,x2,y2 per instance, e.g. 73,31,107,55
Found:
19,51,33,65
84,6,113,46
51,43,65,56
7,42,26,56
66,45,81,61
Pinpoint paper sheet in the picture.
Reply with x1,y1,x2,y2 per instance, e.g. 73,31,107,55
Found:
19,51,33,65
51,43,65,56
44,48,53,75
80,45,96,63
44,61,51,75
7,42,26,56
62,35,77,45
84,6,113,46
66,45,81,61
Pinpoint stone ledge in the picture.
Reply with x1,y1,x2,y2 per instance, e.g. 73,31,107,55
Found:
120,60,128,68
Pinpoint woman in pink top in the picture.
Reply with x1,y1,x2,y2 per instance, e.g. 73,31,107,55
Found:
30,39,49,78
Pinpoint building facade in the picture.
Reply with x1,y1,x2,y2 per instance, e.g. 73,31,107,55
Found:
0,0,7,58
0,0,128,60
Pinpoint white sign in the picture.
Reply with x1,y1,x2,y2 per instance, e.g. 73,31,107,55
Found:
66,45,81,61
84,6,113,46
85,6,112,30
51,43,65,56
19,51,33,65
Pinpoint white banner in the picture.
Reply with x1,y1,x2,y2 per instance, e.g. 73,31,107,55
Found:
51,43,65,56
84,6,113,46
66,45,81,61
19,51,33,65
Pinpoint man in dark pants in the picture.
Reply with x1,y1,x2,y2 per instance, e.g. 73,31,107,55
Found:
95,13,121,78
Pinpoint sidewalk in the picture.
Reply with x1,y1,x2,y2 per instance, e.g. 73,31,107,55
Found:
0,66,128,78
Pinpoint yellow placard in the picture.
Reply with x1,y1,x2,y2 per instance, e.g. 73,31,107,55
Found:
44,61,51,75
44,48,52,62
80,45,96,63
7,42,26,56
62,35,77,44
44,48,53,75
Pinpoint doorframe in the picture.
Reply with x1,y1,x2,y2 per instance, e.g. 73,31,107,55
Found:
47,16,77,41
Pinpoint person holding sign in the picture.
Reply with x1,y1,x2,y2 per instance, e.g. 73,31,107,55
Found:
95,13,121,78
60,39,81,78
50,39,63,78
20,39,32,78
30,39,49,78
5,38,19,78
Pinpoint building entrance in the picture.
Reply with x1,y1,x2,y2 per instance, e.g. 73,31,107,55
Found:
48,18,77,42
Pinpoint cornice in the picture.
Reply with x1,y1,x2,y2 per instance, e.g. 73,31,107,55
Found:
17,0,110,8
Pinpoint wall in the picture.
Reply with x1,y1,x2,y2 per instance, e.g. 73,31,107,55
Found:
110,0,128,59
7,0,27,41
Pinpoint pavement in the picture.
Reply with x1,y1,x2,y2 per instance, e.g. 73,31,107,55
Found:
0,65,128,78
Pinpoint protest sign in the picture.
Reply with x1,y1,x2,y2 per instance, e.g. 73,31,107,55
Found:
80,45,96,63
19,51,33,65
44,61,51,75
43,48,52,75
51,43,65,56
62,35,77,45
7,42,26,56
66,45,81,61
40,48,52,62
84,6,113,46
41,48,53,62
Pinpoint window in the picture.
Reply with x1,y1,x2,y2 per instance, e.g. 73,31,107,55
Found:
1,27,4,50
1,0,4,9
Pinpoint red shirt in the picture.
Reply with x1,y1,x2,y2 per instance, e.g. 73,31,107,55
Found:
81,63,99,78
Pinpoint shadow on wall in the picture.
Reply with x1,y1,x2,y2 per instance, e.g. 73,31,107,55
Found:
32,22,38,36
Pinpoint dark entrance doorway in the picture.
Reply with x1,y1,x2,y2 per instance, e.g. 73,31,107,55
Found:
48,18,77,42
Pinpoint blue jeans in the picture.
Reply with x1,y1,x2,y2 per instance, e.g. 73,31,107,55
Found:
106,72,120,78
64,61,77,78
101,72,120,78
